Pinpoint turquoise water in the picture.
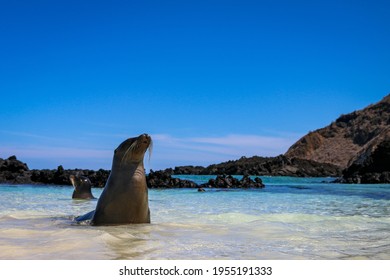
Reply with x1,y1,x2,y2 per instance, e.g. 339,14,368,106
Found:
0,176,389,259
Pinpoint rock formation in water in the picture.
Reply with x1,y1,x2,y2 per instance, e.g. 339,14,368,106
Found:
0,156,32,184
199,174,265,189
0,156,110,186
147,170,198,188
1,157,266,189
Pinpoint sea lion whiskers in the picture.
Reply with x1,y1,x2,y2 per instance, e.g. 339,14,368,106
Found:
120,140,139,166
147,138,153,163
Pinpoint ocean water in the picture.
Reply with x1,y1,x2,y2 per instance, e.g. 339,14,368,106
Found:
0,176,389,260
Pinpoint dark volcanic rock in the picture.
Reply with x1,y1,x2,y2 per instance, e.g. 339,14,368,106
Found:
30,166,73,185
0,155,29,172
0,156,33,184
166,155,341,177
30,169,55,184
0,156,110,186
146,170,265,189
341,138,390,183
30,167,110,186
147,170,198,188
3,157,267,188
54,165,69,185
199,175,265,189
170,166,207,175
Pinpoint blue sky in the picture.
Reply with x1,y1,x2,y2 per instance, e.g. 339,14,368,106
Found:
1,0,389,171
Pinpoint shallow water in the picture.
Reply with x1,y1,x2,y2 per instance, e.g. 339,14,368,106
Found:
0,176,389,259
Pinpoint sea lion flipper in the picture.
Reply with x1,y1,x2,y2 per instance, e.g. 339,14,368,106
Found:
75,210,95,223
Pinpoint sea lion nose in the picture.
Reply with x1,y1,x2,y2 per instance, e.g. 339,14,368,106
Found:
142,133,150,139
141,133,150,143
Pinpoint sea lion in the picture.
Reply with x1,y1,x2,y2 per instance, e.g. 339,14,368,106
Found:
70,175,95,199
76,134,152,225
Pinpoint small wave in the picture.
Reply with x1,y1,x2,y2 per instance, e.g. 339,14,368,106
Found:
0,212,51,221
205,212,262,224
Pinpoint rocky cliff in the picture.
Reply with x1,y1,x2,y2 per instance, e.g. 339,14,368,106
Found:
340,131,390,183
285,94,390,169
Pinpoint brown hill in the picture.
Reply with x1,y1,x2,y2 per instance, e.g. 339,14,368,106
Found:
285,94,390,169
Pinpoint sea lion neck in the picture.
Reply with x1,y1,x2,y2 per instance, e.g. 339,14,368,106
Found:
109,160,146,183
111,157,144,172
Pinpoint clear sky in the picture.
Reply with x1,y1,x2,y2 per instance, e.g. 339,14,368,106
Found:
1,0,389,171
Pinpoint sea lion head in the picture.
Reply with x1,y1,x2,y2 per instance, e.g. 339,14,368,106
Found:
70,174,91,187
113,133,152,168
70,174,95,199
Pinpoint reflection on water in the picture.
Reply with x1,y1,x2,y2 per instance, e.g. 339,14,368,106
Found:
0,178,390,260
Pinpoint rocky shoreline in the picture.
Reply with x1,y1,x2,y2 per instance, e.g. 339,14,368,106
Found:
3,150,390,187
2,150,390,187
3,95,390,186
0,156,110,187
164,155,342,177
0,156,265,189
